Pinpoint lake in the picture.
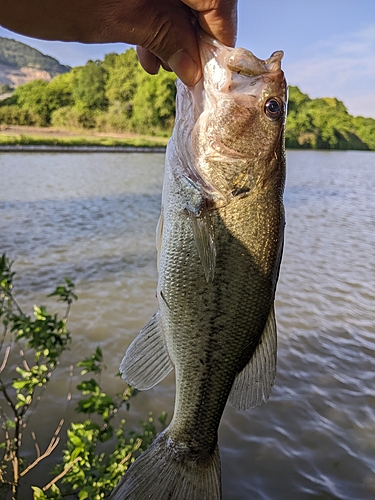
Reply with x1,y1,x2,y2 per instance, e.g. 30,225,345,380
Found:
0,150,374,499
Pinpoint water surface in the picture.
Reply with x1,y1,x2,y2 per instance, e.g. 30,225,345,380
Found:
0,150,374,499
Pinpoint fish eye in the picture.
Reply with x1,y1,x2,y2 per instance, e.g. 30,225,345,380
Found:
264,97,284,121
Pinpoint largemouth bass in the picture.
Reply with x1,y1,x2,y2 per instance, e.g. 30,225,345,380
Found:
112,34,287,500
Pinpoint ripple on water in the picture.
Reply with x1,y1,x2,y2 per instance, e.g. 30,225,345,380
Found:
1,150,375,499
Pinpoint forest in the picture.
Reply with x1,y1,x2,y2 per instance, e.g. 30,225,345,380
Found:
1,46,375,150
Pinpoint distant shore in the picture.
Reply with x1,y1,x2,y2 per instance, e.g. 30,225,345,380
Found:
0,144,166,152
1,125,374,153
0,125,169,151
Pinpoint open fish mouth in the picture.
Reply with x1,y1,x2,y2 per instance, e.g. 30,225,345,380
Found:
194,33,285,102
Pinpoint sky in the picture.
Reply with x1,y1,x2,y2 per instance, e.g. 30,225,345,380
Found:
1,0,375,117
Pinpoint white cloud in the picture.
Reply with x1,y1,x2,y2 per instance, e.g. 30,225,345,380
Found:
285,24,375,118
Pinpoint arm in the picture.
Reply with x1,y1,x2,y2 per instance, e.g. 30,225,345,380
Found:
0,0,237,86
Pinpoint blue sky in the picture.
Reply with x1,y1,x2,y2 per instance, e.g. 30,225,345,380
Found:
1,0,375,117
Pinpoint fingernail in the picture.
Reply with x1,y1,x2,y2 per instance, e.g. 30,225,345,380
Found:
168,50,201,86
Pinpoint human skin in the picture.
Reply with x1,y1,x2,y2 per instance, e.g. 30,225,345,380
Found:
0,0,237,85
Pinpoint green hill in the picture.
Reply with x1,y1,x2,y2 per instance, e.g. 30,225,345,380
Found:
286,86,375,151
0,37,70,76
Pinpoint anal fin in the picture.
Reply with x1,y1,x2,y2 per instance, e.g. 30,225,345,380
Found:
229,306,277,410
120,312,173,390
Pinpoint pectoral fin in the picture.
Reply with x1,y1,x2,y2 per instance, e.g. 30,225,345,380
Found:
180,175,217,282
190,212,216,282
120,312,174,390
229,306,277,410
156,208,164,272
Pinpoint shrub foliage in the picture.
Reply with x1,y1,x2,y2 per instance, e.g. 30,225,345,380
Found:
0,255,166,499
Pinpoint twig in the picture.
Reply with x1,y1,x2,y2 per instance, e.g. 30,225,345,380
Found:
0,310,9,353
42,456,81,492
66,364,73,403
19,349,30,372
0,345,11,374
31,432,41,460
0,378,17,413
20,419,64,477
119,452,132,466
119,438,142,466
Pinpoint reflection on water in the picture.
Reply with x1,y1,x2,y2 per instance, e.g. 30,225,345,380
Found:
0,150,374,499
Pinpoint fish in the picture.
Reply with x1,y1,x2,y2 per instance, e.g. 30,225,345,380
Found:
111,33,287,500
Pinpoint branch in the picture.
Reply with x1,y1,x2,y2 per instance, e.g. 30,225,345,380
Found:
0,378,17,414
0,345,11,374
31,432,41,459
20,419,64,477
18,349,30,372
42,456,82,492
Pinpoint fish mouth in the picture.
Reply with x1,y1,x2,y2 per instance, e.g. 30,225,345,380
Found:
201,33,284,76
191,33,285,111
226,49,284,76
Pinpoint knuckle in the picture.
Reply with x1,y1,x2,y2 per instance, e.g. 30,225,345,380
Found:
142,15,175,61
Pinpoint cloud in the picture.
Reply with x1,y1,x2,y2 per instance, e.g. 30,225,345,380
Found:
285,24,375,118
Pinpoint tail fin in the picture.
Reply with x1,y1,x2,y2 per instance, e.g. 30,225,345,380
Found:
110,429,221,500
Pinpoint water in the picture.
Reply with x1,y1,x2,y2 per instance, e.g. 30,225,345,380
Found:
1,150,374,499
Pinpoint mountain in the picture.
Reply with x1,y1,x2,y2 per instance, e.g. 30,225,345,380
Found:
0,37,70,90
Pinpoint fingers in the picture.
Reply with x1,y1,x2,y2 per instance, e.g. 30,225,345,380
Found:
182,0,238,46
167,49,201,86
135,1,202,86
135,1,237,86
136,46,161,75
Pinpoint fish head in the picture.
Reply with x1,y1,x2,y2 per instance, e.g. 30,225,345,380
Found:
185,34,287,201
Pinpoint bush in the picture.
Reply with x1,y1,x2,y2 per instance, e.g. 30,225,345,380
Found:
95,104,132,133
0,105,40,126
0,254,165,499
51,106,98,129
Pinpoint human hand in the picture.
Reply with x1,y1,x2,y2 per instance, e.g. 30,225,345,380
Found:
135,1,238,86
0,0,237,86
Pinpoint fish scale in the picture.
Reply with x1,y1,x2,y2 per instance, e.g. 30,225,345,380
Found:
112,33,287,500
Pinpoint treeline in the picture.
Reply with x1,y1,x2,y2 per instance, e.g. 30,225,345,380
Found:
286,86,375,151
0,48,176,136
0,37,70,76
1,46,375,148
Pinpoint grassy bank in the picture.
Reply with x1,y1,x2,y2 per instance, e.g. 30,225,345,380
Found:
0,125,169,148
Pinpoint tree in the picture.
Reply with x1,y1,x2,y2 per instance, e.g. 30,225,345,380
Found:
45,72,74,111
130,69,176,134
105,49,141,106
13,80,50,125
285,85,369,150
72,61,108,111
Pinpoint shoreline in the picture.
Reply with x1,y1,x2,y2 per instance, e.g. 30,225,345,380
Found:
0,144,166,152
0,125,170,151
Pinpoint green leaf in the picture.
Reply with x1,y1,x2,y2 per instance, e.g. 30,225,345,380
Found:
31,486,47,499
77,347,104,375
